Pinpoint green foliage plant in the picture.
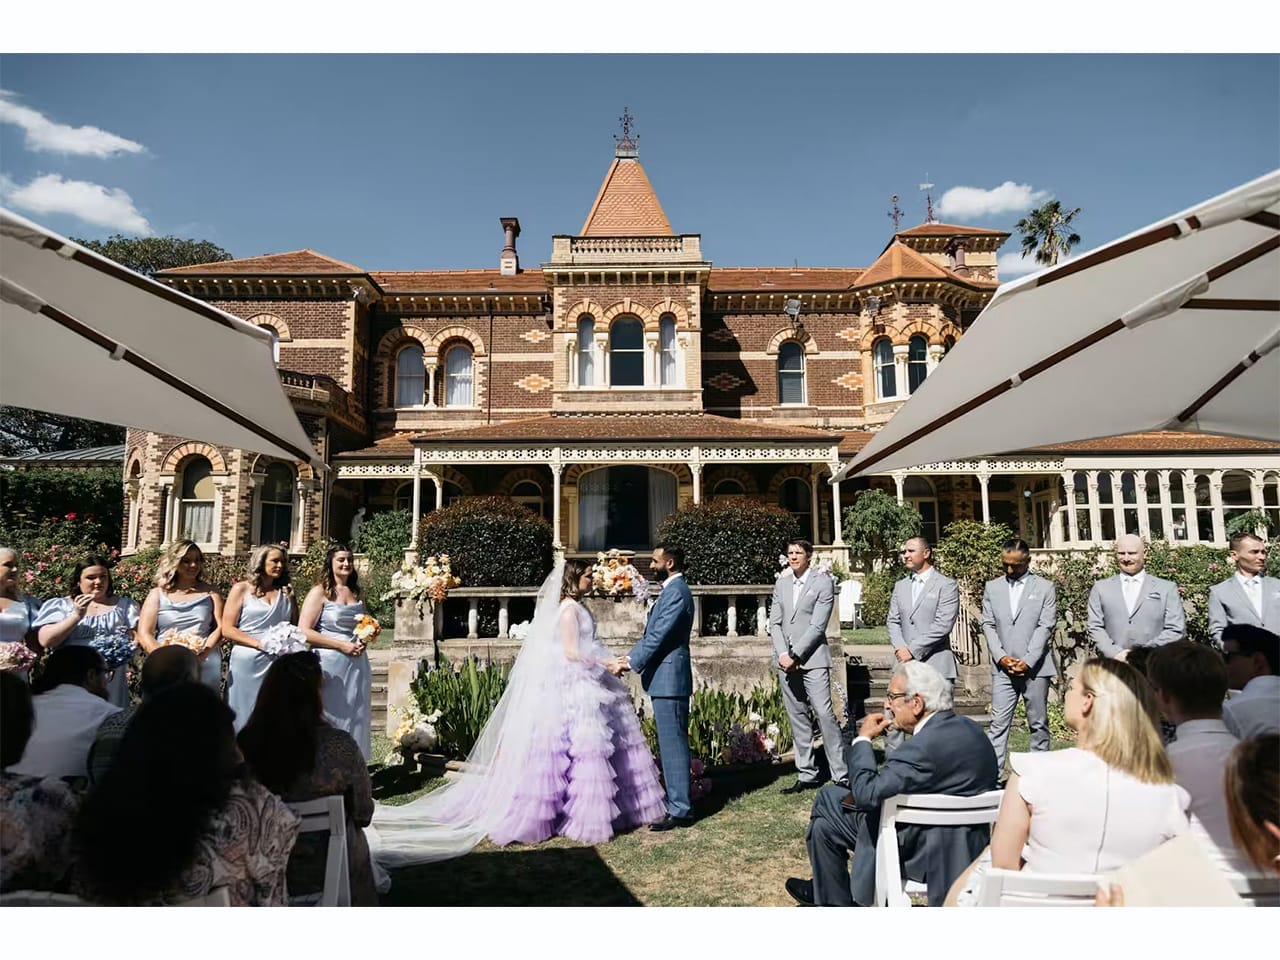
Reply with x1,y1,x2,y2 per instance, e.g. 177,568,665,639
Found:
656,499,800,585
858,563,906,627
0,467,124,548
639,677,794,767
933,520,1015,605
355,509,414,566
410,655,511,759
841,489,922,573
418,497,553,587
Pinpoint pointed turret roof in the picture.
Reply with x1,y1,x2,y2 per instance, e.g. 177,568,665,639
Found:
158,248,366,275
580,156,673,237
856,240,998,290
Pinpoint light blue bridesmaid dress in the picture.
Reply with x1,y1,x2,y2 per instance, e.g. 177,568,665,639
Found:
227,589,291,733
0,594,41,682
31,596,139,707
315,598,372,760
156,592,221,691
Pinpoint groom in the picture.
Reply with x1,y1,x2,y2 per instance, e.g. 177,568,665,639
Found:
628,543,696,831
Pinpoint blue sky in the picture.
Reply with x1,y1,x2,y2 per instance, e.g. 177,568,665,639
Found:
1,53,1277,278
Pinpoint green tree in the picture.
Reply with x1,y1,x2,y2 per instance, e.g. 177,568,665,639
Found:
69,234,233,278
841,488,922,572
1014,200,1082,267
1,235,235,455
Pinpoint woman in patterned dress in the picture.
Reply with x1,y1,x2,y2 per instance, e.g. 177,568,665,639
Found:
137,540,225,691
221,545,294,733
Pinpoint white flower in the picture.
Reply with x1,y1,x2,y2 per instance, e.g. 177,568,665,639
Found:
259,623,308,657
748,711,762,724
763,737,776,753
766,722,780,737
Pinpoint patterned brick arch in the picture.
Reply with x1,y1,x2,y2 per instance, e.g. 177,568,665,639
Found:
651,298,691,329
705,465,759,495
421,465,475,495
766,328,819,356
565,463,691,487
245,453,315,481
600,299,655,332
858,317,960,351
562,299,607,331
161,441,228,474
766,464,815,499
426,325,486,358
496,467,549,496
245,312,291,341
374,324,431,361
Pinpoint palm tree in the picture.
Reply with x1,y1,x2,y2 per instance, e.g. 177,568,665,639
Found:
1015,200,1082,266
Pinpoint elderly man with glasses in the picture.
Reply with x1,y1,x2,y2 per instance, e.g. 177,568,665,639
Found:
785,660,998,907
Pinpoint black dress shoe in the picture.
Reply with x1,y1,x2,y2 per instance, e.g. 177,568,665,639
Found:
649,814,695,832
780,779,823,795
785,877,815,906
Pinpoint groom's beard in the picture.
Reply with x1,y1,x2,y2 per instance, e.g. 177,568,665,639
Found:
651,567,669,582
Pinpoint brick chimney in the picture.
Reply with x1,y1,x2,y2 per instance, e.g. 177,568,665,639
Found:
500,217,521,276
949,238,969,276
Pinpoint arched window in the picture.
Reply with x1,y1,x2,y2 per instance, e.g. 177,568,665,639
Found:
1096,471,1117,541
1145,471,1164,539
1170,473,1189,541
511,479,546,520
659,314,678,386
1120,471,1141,536
609,318,644,386
1194,474,1215,542
1222,470,1254,536
874,338,896,400
258,463,294,545
907,335,929,393
779,477,813,538
577,314,596,387
258,324,280,363
395,344,424,407
1073,471,1092,541
713,478,745,499
178,456,215,544
445,344,473,407
904,476,939,545
777,341,806,405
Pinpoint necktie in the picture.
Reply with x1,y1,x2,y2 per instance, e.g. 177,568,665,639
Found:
1009,578,1022,617
793,576,804,605
911,574,923,605
1122,576,1139,616
1245,578,1262,618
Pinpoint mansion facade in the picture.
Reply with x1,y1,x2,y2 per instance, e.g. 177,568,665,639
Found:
125,135,1280,561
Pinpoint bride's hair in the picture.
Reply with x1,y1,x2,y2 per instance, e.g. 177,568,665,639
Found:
561,558,591,600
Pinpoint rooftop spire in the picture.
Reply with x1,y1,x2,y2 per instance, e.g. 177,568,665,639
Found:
614,106,638,159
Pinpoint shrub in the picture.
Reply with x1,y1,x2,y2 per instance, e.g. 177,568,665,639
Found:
2,515,118,601
417,497,553,587
933,519,1015,605
1142,541,1231,645
859,562,906,627
110,546,165,603
657,499,800,585
355,509,413,566
409,655,511,759
842,489,922,572
0,467,124,548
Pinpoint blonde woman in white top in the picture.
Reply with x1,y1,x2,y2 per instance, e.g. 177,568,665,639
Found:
948,658,1191,904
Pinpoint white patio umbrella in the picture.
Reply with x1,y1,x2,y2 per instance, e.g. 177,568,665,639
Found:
835,169,1280,480
0,208,322,469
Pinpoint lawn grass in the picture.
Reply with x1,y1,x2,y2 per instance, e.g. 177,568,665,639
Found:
841,625,889,644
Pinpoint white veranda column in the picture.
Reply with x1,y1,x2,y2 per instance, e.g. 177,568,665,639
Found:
425,363,438,408
977,472,991,524
691,462,702,505
552,464,564,549
1061,471,1079,544
830,469,845,546
1209,472,1226,545
409,463,423,549
893,472,906,505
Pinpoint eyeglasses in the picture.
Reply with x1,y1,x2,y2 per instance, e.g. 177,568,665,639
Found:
885,691,914,703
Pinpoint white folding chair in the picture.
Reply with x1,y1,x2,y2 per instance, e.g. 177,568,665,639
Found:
1231,873,1280,907
874,789,1005,907
285,795,351,907
976,868,1100,906
0,890,90,906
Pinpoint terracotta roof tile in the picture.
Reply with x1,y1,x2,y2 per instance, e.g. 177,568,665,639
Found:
1027,432,1280,454
159,249,365,275
580,158,673,237
838,432,876,455
896,223,1011,238
369,269,547,293
855,241,998,290
333,433,417,459
707,268,864,291
409,414,840,445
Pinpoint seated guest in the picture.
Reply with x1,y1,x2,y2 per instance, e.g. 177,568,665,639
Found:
239,651,377,905
1147,641,1253,872
8,646,120,779
785,660,998,907
72,684,299,906
1221,624,1280,739
947,659,1191,905
1121,643,1177,744
1225,734,1280,876
88,645,200,784
1,672,81,893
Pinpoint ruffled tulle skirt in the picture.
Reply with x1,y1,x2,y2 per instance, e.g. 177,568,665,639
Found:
486,669,667,846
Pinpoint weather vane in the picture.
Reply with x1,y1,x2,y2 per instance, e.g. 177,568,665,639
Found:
614,107,638,157
888,194,903,232
920,176,937,224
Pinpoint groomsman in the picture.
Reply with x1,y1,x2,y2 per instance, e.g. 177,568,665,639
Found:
885,537,959,753
981,538,1057,770
1086,534,1185,660
1208,533,1280,646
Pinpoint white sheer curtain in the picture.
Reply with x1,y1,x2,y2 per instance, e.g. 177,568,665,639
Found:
659,316,678,386
180,502,214,543
579,469,609,550
647,470,678,542
577,316,595,387
445,345,473,406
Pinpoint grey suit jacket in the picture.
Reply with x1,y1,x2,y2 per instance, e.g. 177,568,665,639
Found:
768,568,834,670
887,569,960,680
1086,573,1185,658
981,573,1058,679
1208,575,1280,645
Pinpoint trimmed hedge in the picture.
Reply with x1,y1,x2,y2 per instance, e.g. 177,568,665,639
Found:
417,497,553,587
0,467,123,548
656,499,800,585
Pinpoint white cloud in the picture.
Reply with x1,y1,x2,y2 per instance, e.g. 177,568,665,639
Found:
3,173,152,234
0,89,146,158
998,250,1079,278
937,181,1049,219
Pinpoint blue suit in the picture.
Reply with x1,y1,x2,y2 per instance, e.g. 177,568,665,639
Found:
628,573,695,818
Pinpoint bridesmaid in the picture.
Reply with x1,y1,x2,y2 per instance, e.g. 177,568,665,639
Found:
220,545,294,733
299,544,372,760
137,540,225,692
33,555,139,707
0,547,42,679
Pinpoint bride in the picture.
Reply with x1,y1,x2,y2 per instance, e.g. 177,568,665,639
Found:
367,558,667,869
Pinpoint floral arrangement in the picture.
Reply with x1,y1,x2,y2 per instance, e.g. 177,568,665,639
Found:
158,628,206,654
258,622,308,657
720,713,782,765
387,704,442,763
0,641,37,673
353,614,381,645
91,630,137,669
381,555,461,618
590,549,648,602
690,758,713,801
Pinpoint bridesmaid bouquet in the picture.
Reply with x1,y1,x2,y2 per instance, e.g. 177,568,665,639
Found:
591,549,649,602
158,628,206,653
0,641,37,673
92,631,137,668
353,614,381,645
259,622,308,657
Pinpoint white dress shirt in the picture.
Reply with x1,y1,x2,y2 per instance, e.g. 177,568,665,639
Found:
9,683,122,779
1167,719,1250,873
1235,571,1264,619
1007,571,1030,618
792,570,808,605
1121,570,1146,616
1222,674,1280,739
910,567,932,605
